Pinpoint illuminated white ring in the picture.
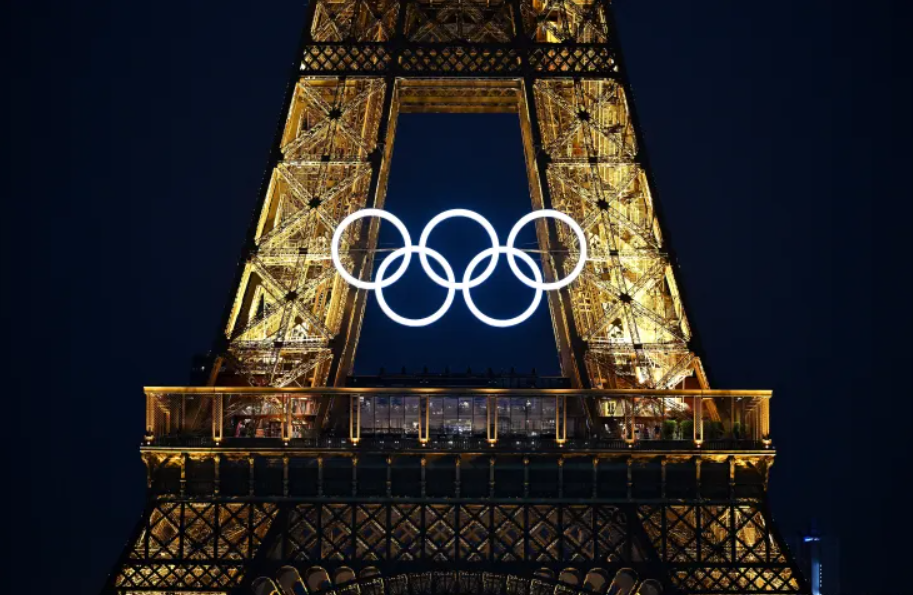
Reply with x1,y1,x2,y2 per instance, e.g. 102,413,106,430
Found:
331,208,412,290
505,209,587,291
418,208,500,290
462,247,544,328
375,245,456,327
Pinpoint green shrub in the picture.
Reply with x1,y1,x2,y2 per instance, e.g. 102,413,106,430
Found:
732,421,743,439
662,419,678,439
680,419,694,439
709,421,725,439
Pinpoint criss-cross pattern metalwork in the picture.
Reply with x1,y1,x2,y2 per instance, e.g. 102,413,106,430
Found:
103,2,808,595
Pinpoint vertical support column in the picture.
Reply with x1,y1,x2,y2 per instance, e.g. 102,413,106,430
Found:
592,457,599,499
386,456,393,497
328,73,403,387
660,457,667,499
515,66,590,390
523,457,530,498
626,457,633,500
420,457,427,498
145,392,156,444
624,397,636,446
248,455,256,496
213,393,224,444
349,395,361,444
455,456,461,498
486,396,498,445
180,454,187,497
419,395,430,444
760,397,771,447
144,454,153,489
557,457,564,498
489,457,496,498
214,454,221,496
694,396,704,447
352,457,358,497
555,395,568,444
282,395,291,444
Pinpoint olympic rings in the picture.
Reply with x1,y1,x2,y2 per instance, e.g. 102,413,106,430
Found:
330,208,587,327
376,245,456,327
332,208,412,290
506,209,588,291
419,209,500,290
463,246,543,328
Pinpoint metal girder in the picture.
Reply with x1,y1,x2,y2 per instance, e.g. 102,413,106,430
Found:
208,0,706,392
109,3,810,592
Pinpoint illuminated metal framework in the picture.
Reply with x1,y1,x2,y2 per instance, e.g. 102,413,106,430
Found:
211,0,705,392
104,1,807,594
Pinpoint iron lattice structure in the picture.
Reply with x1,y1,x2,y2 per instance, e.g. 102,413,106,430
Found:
211,0,705,392
104,2,808,595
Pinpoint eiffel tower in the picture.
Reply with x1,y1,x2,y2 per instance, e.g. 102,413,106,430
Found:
104,1,807,594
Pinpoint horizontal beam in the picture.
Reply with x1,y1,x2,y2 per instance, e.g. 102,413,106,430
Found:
142,446,776,457
144,386,772,397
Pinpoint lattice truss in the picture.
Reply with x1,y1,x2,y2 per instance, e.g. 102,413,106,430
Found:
114,499,801,594
116,502,278,590
273,502,642,564
638,505,802,594
307,0,610,44
532,78,701,389
311,0,400,42
521,0,609,43
221,78,388,387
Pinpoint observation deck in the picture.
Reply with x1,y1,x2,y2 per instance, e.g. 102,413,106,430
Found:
123,377,793,594
144,386,772,454
141,376,774,501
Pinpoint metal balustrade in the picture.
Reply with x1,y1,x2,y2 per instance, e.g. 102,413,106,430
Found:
144,387,772,452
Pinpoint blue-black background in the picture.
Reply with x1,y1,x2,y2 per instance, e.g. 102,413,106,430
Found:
3,1,912,593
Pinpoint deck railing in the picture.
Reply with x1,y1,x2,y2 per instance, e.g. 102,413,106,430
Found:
144,387,772,451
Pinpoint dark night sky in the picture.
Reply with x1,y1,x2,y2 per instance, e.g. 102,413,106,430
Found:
4,1,913,593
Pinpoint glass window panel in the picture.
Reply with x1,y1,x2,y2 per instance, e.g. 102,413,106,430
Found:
458,397,472,418
472,397,487,434
376,396,389,430
404,397,420,435
361,397,374,431
390,397,404,432
429,399,443,432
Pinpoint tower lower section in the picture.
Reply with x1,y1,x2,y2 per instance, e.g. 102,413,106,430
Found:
108,448,804,595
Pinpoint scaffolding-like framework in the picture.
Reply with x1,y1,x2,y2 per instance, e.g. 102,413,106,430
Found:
104,2,807,594
210,0,706,394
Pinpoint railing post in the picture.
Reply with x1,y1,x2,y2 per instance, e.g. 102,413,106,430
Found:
624,396,635,446
145,392,156,444
555,395,567,445
694,396,704,447
213,393,223,444
761,396,771,447
349,395,361,444
419,395,430,444
486,395,498,445
282,394,292,444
